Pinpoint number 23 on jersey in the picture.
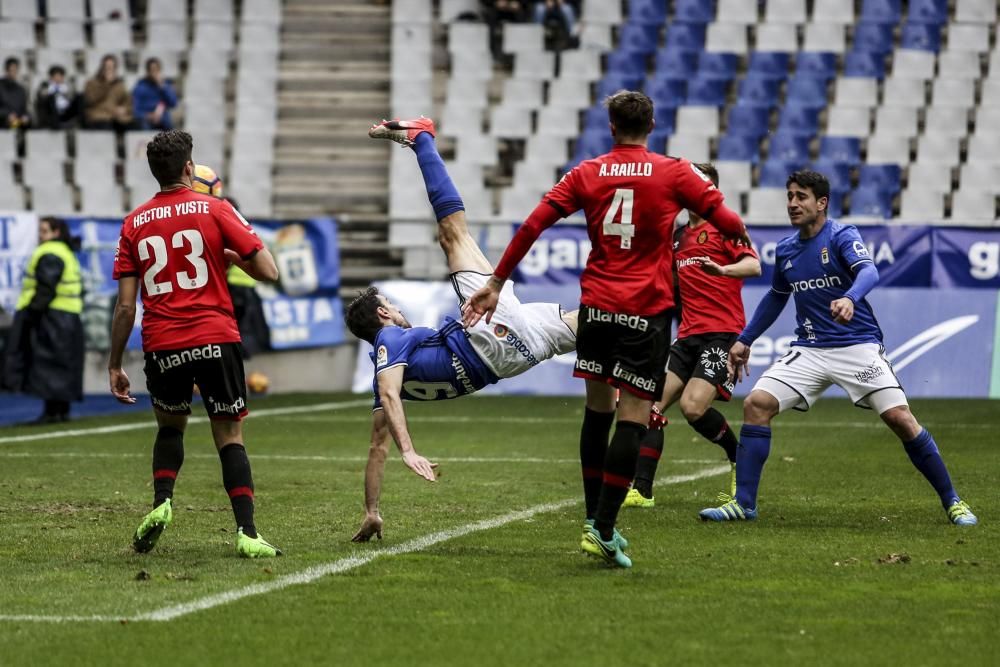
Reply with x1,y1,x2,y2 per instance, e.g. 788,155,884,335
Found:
138,229,209,294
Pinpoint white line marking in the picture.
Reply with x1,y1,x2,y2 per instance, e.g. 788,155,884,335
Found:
0,400,372,445
0,465,728,623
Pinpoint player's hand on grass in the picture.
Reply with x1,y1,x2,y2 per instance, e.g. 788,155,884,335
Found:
109,367,136,404
727,341,751,384
830,297,854,324
402,450,439,482
696,256,727,277
462,280,502,327
352,513,383,542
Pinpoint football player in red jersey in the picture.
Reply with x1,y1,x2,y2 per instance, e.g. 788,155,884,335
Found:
624,163,761,510
463,91,748,567
108,130,283,558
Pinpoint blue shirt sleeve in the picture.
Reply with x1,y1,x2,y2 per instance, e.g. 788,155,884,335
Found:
371,327,414,410
836,225,874,271
844,261,879,304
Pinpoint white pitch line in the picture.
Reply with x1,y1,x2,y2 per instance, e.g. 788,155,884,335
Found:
0,464,729,624
0,399,372,445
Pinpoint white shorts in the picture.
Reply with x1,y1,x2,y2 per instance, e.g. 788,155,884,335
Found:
450,271,576,379
753,343,908,413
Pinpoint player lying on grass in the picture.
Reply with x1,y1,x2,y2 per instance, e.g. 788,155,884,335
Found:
624,162,761,509
699,170,978,526
346,117,577,542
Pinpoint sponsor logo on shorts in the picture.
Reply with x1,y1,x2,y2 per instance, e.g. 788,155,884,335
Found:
790,274,843,293
376,345,388,367
151,396,191,412
493,324,508,338
576,358,603,374
451,355,477,394
208,395,246,415
611,362,657,393
584,306,649,332
699,347,728,374
155,344,223,373
854,362,885,384
497,328,540,367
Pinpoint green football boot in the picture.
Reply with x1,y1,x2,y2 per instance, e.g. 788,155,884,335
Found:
580,525,632,568
236,528,283,558
623,487,655,508
133,498,173,553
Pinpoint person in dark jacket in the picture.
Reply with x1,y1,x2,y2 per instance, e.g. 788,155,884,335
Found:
2,217,85,423
132,57,178,131
34,65,80,129
0,57,30,129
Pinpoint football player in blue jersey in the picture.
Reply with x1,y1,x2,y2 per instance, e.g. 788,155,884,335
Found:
348,118,577,541
699,170,977,526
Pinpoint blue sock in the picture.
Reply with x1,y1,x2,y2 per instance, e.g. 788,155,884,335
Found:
735,424,771,510
412,132,465,221
903,429,959,508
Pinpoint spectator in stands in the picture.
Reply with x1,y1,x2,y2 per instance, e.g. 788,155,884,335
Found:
0,57,31,129
132,57,178,131
2,217,85,424
83,54,133,132
34,66,80,130
480,0,531,58
535,0,578,50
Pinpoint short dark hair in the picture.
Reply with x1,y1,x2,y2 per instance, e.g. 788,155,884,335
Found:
41,216,70,242
346,286,385,344
146,130,193,186
603,90,654,139
786,169,830,201
692,162,719,187
4,57,19,70
144,57,161,72
48,65,65,78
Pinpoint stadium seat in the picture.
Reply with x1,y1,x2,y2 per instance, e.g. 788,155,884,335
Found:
80,182,125,217
754,24,798,53
852,23,894,55
625,0,667,25
455,134,498,166
717,132,761,162
955,0,997,23
240,0,282,24
673,0,716,23
900,22,942,52
605,49,647,75
979,80,1000,108
849,186,893,218
240,23,280,52
536,105,581,138
0,0,38,19
513,50,555,80
819,136,862,165
924,106,970,137
802,23,846,53
881,76,927,108
490,106,532,139
666,133,710,161
726,104,770,139
547,77,591,110
92,20,133,49
91,0,129,19
73,131,116,163
826,191,845,217
717,0,758,23
45,21,86,49
503,23,545,55
440,104,484,138
652,105,678,132
759,159,805,188
524,134,571,167
945,24,990,53
663,22,706,51
616,22,660,56
794,52,838,79
843,50,886,78
859,164,902,193
645,75,687,108
647,128,671,153
579,23,614,51
765,0,807,23
915,134,961,166
686,77,728,106
193,22,234,51
654,49,698,78
559,49,603,80
865,133,911,163
705,23,748,54
146,21,187,50
737,75,782,107
597,71,645,99
571,128,614,163
834,77,879,107
931,78,976,108
776,104,821,137
899,188,944,220
812,0,855,23
675,105,720,136
768,132,812,162
859,0,901,24
715,160,753,194
30,182,76,216
194,0,232,22
906,163,953,193
446,78,487,108
950,190,997,224
966,134,1000,164
891,49,936,78
810,159,852,193
786,75,829,103
906,0,948,25
438,0,475,22
959,164,1000,193
697,52,740,80
937,51,981,79
826,106,871,137
747,52,791,80
747,188,789,223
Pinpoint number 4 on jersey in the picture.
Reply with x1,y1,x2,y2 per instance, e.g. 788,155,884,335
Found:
602,188,635,249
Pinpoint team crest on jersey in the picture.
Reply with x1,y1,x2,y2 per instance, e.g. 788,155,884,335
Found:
821,247,829,264
697,230,708,244
493,324,508,338
376,345,388,367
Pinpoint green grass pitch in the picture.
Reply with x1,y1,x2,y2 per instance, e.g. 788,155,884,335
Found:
0,394,996,666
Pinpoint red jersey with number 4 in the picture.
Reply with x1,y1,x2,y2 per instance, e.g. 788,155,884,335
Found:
675,221,758,338
544,145,729,315
113,187,264,352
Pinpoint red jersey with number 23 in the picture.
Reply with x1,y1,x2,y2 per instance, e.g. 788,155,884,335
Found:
675,222,758,338
544,145,729,315
113,187,264,352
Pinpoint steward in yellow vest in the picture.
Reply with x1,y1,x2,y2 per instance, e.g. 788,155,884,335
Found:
223,197,270,358
2,217,85,423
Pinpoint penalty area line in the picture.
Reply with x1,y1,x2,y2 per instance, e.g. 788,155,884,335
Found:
0,464,729,624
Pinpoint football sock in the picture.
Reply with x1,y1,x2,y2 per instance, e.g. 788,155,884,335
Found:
412,132,465,221
735,424,771,510
594,420,647,540
151,427,184,508
219,443,257,538
902,429,959,508
632,429,664,499
580,408,615,520
689,408,738,463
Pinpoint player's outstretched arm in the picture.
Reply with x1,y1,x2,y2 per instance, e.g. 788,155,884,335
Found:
377,366,438,482
353,409,392,542
224,247,278,282
697,254,761,279
108,276,138,404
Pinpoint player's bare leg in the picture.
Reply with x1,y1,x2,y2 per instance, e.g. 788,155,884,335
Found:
210,419,283,556
133,409,188,553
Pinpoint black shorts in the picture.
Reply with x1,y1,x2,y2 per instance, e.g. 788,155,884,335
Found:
666,332,738,401
573,304,670,400
143,342,248,420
